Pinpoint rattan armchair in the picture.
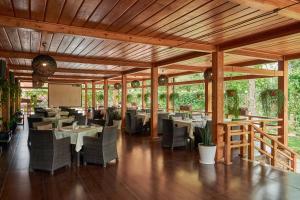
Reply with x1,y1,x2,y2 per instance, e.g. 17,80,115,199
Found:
161,119,188,151
29,130,71,175
83,126,118,167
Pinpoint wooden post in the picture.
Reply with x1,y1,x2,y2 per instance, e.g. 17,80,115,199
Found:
91,80,96,108
151,65,159,139
212,50,224,161
121,75,127,129
248,124,254,160
225,125,232,165
271,140,277,166
84,82,88,113
166,78,170,112
142,80,146,109
103,79,108,110
278,58,288,145
205,79,212,114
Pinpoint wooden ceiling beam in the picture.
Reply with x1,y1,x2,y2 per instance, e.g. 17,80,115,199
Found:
14,73,104,80
285,53,300,60
0,15,215,52
9,64,122,75
219,22,300,51
155,52,209,67
226,59,275,67
0,50,151,68
162,64,209,71
224,66,283,76
228,49,283,61
19,78,85,84
229,0,300,20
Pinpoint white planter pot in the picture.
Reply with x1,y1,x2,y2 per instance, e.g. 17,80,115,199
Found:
113,120,122,130
198,144,216,165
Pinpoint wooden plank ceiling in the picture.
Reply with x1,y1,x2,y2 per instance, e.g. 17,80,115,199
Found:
0,0,299,83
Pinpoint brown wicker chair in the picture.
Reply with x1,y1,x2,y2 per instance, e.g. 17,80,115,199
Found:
83,126,118,167
29,129,71,175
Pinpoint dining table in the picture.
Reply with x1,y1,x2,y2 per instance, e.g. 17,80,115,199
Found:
173,119,207,138
42,116,75,128
55,125,103,166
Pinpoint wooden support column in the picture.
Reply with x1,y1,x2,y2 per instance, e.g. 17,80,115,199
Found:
151,65,159,139
212,50,224,162
91,81,96,108
205,80,212,114
121,75,127,129
142,80,146,109
103,79,108,110
278,58,288,145
166,78,170,112
84,82,88,113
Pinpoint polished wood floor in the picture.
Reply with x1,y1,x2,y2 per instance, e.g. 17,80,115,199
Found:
1,124,300,200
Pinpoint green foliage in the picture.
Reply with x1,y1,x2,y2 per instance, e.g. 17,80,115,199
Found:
225,89,240,118
144,92,150,103
0,79,9,103
159,93,166,101
127,94,133,103
169,92,179,101
201,125,213,146
259,89,284,117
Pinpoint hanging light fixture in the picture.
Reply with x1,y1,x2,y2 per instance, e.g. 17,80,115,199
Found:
204,68,213,81
32,72,47,88
32,54,57,77
114,83,121,90
158,74,168,86
131,80,140,88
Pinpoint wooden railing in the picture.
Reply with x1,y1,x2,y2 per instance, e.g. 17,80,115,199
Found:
220,120,298,172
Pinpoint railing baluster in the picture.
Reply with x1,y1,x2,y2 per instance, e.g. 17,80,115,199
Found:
271,140,277,167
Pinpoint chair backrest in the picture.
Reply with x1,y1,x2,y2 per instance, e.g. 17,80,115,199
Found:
30,129,54,150
101,126,118,145
32,121,53,129
28,116,43,129
75,115,86,125
162,119,173,135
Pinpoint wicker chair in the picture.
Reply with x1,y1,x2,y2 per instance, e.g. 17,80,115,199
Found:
161,119,188,151
158,113,169,135
125,111,143,134
83,126,118,167
75,115,86,125
27,116,43,147
29,130,71,175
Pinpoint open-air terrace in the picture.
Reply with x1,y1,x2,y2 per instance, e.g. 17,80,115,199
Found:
1,0,300,199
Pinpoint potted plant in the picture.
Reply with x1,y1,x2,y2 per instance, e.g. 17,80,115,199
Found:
112,110,122,130
198,125,216,164
259,89,284,117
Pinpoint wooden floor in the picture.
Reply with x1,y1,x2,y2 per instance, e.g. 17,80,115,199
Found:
1,124,300,200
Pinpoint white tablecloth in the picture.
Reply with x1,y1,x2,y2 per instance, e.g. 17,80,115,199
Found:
173,119,206,138
137,113,151,125
43,116,75,128
55,126,103,152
